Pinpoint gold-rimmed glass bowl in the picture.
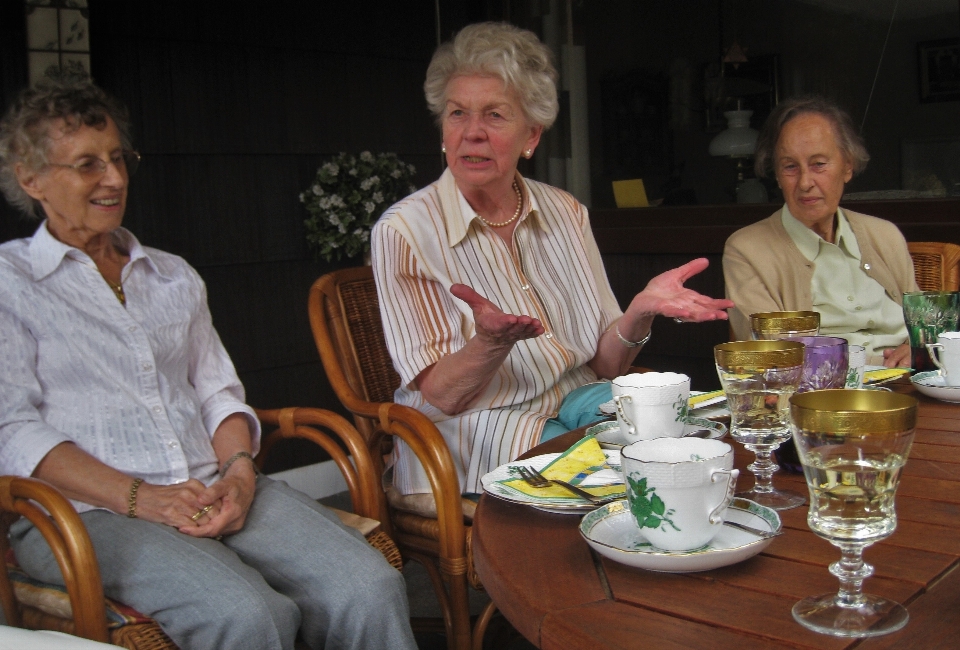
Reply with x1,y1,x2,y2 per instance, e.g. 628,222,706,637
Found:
714,340,806,510
750,311,820,340
790,389,918,638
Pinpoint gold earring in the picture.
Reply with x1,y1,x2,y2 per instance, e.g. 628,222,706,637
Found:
441,143,446,153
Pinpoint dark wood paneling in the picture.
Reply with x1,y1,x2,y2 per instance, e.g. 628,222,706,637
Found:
591,199,960,254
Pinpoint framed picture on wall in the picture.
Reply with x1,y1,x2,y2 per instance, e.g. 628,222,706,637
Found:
917,38,960,103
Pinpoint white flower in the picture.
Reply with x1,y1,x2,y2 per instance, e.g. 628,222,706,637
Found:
312,184,323,196
408,184,417,193
360,176,380,190
407,164,416,174
319,197,332,209
338,224,347,234
364,201,376,214
372,191,383,203
321,162,339,176
359,230,370,242
328,214,341,226
348,167,358,176
330,194,345,208
299,192,307,202
359,151,374,162
390,169,402,178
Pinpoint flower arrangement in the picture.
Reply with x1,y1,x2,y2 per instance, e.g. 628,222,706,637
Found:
300,151,418,262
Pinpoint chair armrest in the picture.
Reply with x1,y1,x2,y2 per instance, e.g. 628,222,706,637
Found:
253,407,382,522
375,404,467,568
0,477,109,643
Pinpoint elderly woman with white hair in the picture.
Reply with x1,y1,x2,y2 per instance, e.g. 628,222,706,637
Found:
0,80,415,650
373,22,734,503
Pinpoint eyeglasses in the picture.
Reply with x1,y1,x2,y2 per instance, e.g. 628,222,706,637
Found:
46,150,141,178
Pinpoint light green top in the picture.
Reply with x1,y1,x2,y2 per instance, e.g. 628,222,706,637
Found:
781,207,907,358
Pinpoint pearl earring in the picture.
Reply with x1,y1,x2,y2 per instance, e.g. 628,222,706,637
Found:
524,149,532,159
441,143,446,153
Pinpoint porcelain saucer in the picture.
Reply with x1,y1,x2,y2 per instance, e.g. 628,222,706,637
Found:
585,417,727,450
579,497,780,573
911,370,960,403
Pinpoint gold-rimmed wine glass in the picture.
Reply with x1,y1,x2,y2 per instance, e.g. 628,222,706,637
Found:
714,340,806,510
790,389,918,637
750,311,820,340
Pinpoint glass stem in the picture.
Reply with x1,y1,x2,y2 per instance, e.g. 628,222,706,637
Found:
830,542,873,608
744,443,778,494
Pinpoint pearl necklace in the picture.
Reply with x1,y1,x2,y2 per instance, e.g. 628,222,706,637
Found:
476,182,523,228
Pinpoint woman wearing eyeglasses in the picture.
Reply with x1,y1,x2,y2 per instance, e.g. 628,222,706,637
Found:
0,81,415,650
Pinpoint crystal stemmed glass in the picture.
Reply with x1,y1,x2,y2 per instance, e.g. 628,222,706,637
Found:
750,311,820,340
790,389,918,637
714,340,806,510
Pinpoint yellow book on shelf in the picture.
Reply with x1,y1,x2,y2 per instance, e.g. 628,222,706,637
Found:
612,179,649,208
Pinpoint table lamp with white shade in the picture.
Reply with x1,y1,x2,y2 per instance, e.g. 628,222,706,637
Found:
709,107,768,204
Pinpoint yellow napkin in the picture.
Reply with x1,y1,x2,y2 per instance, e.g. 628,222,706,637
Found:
688,390,725,408
499,435,625,501
863,368,911,384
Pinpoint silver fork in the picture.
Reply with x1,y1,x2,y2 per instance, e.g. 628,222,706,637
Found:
517,466,622,505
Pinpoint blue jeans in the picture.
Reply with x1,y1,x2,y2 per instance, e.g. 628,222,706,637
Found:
540,382,613,442
11,477,416,650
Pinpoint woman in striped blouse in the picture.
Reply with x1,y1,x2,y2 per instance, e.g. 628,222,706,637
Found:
373,22,733,503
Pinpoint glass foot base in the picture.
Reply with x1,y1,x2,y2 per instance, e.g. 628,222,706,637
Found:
736,487,805,510
792,593,908,637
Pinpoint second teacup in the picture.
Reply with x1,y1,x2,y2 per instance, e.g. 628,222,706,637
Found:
611,372,690,442
927,331,960,386
621,437,738,551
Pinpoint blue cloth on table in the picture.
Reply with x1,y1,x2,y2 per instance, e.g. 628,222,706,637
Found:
540,382,613,442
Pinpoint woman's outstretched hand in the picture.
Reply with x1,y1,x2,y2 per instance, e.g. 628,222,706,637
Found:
450,284,544,346
627,258,734,322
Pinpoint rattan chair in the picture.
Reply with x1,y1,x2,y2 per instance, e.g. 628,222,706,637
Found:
309,266,493,650
908,241,960,292
0,407,403,649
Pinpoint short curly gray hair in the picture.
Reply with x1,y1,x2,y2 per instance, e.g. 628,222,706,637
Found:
0,80,132,219
754,95,869,180
424,22,559,130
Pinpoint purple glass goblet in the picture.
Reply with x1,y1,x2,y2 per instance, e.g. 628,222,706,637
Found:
786,336,850,393
778,336,849,473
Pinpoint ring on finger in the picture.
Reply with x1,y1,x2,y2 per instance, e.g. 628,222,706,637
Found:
191,505,214,522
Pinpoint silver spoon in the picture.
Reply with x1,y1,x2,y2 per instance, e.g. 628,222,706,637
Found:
722,519,782,539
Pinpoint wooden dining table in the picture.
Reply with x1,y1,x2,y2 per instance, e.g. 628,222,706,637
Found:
473,380,960,649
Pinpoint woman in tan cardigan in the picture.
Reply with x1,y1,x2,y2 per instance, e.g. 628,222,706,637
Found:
723,96,916,367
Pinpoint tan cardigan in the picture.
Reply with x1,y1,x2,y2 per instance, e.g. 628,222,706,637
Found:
723,208,919,343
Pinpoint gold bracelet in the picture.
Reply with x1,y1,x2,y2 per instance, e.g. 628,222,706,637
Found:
220,451,258,478
127,477,144,518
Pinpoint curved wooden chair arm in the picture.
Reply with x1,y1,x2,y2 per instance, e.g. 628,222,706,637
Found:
0,476,109,643
375,404,466,563
253,407,381,522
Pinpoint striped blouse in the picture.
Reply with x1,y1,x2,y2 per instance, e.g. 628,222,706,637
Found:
372,168,621,495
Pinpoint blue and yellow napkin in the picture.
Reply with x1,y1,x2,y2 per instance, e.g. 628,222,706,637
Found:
497,435,625,501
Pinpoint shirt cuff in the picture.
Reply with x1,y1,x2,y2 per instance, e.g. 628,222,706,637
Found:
202,399,261,455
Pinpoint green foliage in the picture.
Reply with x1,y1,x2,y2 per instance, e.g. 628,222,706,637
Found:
626,476,680,532
301,152,417,262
